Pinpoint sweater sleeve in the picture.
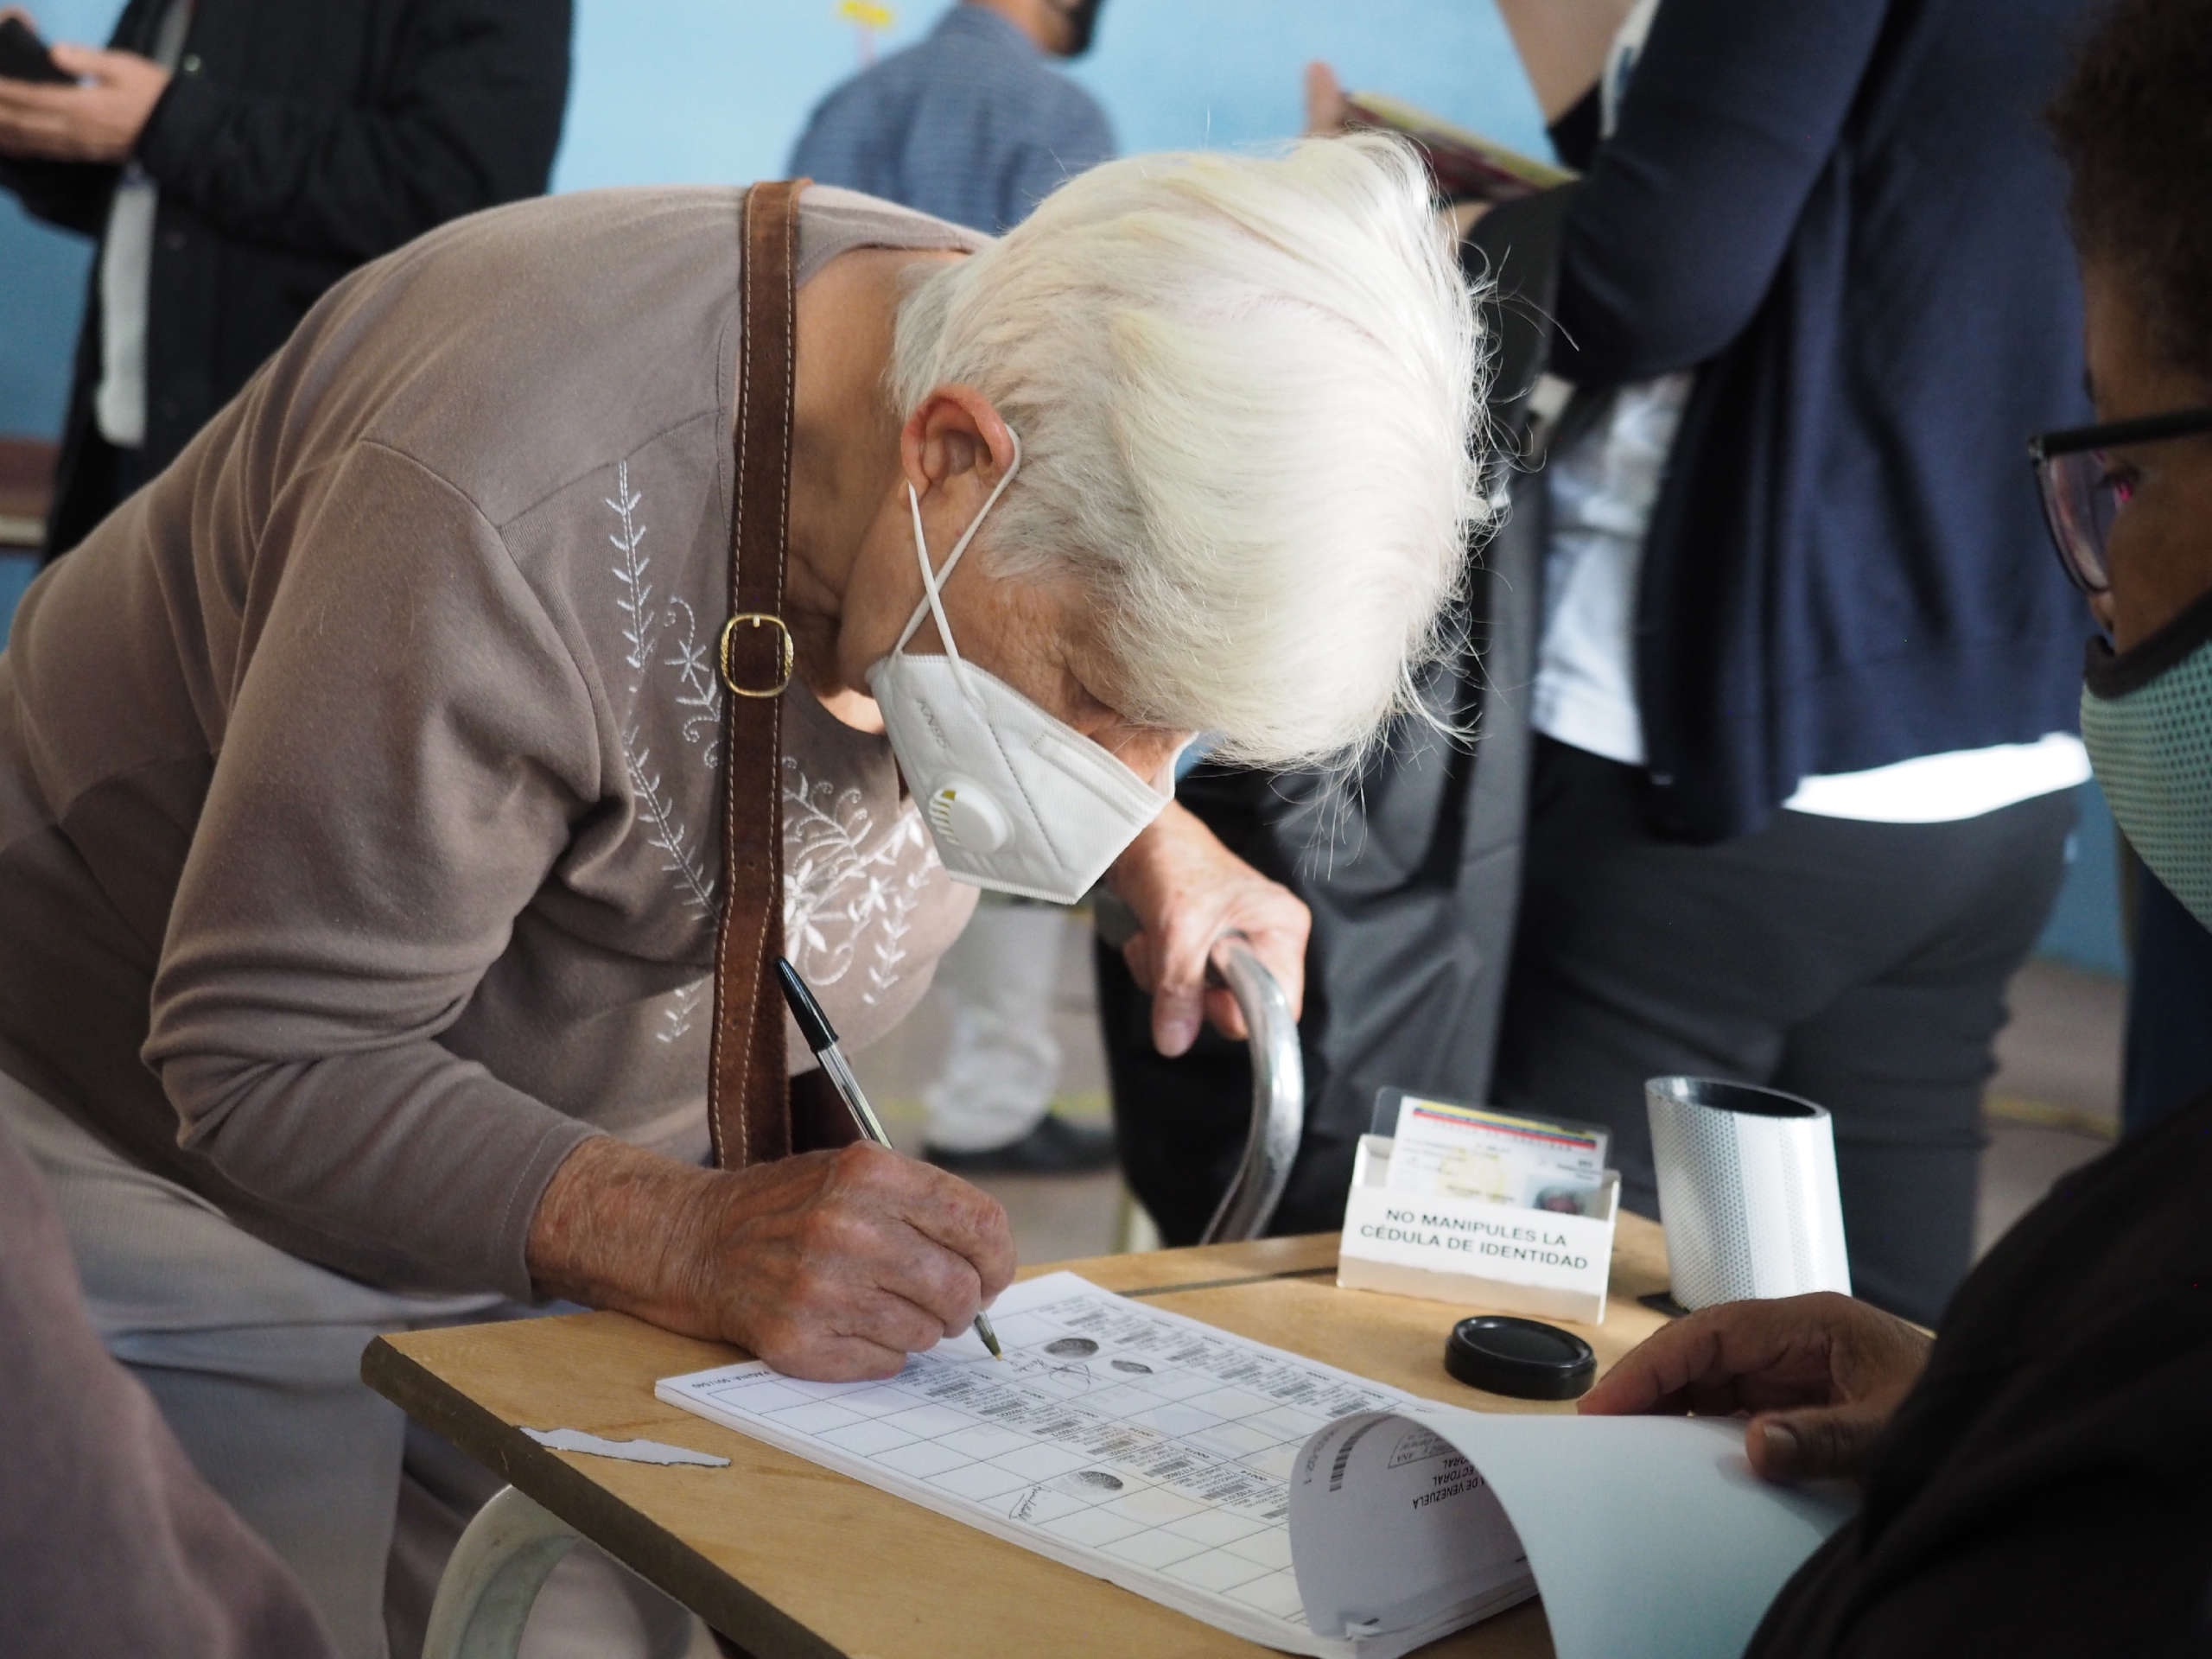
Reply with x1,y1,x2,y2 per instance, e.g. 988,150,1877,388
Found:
130,0,571,263
1550,0,1893,385
142,441,605,1299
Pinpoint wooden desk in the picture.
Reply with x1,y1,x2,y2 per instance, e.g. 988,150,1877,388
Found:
365,1221,1675,1658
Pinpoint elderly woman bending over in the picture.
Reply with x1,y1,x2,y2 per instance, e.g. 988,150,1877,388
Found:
0,138,1483,1649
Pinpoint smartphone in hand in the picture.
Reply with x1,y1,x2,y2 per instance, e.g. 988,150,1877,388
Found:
0,16,73,85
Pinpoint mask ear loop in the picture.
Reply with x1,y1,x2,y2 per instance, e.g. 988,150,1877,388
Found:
897,429,1024,698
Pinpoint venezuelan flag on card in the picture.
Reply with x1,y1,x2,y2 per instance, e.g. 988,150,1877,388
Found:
1377,1087,1612,1217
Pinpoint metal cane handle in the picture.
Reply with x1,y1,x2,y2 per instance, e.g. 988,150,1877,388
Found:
1197,934,1306,1243
1091,893,1307,1244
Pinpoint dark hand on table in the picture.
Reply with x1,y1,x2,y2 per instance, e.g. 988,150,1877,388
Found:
1107,800,1311,1058
529,1138,1015,1382
1578,1292,1933,1484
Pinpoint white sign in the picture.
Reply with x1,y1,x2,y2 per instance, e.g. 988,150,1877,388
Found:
1338,1136,1618,1324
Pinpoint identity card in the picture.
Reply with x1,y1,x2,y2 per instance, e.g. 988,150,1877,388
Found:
1379,1088,1611,1217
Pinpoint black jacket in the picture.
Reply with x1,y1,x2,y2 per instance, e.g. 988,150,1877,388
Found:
1549,0,2093,841
0,0,571,559
1745,1089,2212,1656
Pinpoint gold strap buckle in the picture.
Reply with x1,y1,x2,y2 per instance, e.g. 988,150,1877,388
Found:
718,613,795,697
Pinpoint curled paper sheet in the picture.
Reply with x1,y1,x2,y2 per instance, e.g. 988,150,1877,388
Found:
522,1427,729,1467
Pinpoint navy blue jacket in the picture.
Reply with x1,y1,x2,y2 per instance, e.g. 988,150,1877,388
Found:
1548,0,2093,841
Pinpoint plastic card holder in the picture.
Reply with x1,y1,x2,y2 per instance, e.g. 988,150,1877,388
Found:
1337,1135,1619,1325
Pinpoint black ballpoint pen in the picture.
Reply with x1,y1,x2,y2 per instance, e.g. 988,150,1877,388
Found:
774,956,1004,1360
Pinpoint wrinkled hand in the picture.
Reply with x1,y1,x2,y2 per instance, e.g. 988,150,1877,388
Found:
0,39,168,163
530,1136,1016,1382
1579,1292,1933,1484
1108,800,1309,1057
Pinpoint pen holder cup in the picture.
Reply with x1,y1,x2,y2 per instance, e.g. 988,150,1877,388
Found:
1337,1135,1618,1325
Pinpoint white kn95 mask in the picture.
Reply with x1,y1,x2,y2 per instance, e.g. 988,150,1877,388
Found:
866,433,1173,905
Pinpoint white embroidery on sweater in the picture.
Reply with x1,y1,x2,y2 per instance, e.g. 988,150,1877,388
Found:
601,461,937,996
657,980,706,1045
607,462,657,686
624,726,716,916
608,465,716,917
662,596,722,768
781,755,938,1007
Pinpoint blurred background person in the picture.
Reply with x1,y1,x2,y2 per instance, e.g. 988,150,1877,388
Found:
0,0,572,563
791,0,1120,1176
1471,0,2098,1328
790,0,1111,235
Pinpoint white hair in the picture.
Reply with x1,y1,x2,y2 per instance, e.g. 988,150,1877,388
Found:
889,133,1489,769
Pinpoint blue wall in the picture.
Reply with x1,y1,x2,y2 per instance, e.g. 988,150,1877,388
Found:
0,1,2127,975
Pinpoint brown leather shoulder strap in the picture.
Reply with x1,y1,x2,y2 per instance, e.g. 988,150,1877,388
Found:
708,178,808,1170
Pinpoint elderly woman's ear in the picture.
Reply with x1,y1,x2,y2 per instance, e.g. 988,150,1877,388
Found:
900,385,1017,509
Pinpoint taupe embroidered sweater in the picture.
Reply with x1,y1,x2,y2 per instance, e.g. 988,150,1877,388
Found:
0,186,983,1298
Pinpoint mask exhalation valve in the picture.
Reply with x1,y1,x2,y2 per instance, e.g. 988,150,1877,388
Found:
927,781,1013,853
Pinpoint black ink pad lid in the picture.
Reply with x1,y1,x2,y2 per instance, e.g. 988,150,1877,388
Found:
1445,1315,1597,1401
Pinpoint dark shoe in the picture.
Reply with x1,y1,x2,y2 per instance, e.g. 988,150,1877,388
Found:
925,1114,1118,1175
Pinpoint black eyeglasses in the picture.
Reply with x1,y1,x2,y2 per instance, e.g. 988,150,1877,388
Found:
2029,405,2212,594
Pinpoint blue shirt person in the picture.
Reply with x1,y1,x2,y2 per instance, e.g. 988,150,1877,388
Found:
789,2,1115,234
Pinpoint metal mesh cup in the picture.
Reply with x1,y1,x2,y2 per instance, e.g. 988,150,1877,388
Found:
1644,1077,1852,1310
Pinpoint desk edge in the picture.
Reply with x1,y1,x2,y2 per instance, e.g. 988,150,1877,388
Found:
360,1336,846,1659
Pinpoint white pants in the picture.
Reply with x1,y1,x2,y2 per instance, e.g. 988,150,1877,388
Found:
0,1071,713,1659
921,899,1070,1152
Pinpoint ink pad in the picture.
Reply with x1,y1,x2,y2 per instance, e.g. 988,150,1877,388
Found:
1445,1315,1597,1401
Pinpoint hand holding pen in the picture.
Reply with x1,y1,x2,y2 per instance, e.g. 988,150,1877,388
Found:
777,957,1008,1359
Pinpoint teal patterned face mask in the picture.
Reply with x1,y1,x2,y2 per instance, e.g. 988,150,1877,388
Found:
2081,587,2212,931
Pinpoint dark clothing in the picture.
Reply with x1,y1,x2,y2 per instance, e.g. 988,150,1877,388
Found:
0,1118,336,1659
1549,0,2093,842
2123,861,2212,1136
0,0,571,561
1491,738,2074,1326
788,3,1114,234
1745,1088,2212,1656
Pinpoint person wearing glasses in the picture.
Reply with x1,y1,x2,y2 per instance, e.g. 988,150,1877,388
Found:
1580,3,2212,1649
2042,412,2212,1143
